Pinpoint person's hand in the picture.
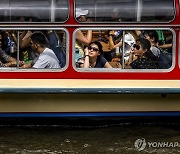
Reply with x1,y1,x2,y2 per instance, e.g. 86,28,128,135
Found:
84,47,89,56
109,30,115,36
19,61,25,67
20,63,32,69
129,47,135,54
4,61,17,67
4,62,12,67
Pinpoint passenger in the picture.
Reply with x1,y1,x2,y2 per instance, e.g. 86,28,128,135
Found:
10,18,36,64
3,30,17,55
157,30,172,53
144,30,172,69
10,30,36,64
20,31,60,69
144,30,160,58
48,30,66,68
110,8,122,22
109,30,139,62
75,30,92,63
126,39,157,69
78,41,112,68
156,30,172,69
109,30,123,50
76,8,89,22
0,48,17,67
108,30,123,62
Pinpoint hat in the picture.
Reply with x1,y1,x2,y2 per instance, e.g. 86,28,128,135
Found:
76,8,88,18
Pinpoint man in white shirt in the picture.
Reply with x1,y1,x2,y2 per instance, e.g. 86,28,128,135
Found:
21,31,60,69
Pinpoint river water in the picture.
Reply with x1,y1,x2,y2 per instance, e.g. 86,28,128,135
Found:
0,123,180,154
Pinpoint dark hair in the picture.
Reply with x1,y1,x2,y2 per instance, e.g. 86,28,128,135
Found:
138,38,151,51
138,38,157,61
89,41,103,55
144,30,159,44
31,31,49,47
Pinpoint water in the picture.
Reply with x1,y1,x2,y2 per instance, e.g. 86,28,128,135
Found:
0,124,180,154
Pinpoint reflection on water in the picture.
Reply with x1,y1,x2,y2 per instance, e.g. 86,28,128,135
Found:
0,124,180,154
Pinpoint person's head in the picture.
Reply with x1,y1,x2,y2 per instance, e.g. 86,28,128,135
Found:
133,38,151,57
87,41,103,58
77,15,87,22
31,31,49,53
111,8,121,21
144,30,159,45
76,8,88,22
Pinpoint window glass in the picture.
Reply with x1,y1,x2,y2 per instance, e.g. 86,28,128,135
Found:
141,0,175,22
74,29,173,70
0,30,67,70
0,0,69,22
75,0,175,22
55,0,69,22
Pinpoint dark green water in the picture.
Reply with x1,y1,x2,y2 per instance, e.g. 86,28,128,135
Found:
0,124,180,154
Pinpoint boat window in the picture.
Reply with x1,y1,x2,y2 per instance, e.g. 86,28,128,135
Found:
55,0,69,22
0,0,69,22
74,29,174,71
0,29,67,70
75,0,175,22
141,0,175,22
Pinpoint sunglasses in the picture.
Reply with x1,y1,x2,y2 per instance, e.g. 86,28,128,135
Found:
133,44,140,50
88,46,99,52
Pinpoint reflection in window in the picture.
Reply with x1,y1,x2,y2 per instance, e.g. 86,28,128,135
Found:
0,30,66,69
0,0,69,22
75,29,173,70
75,0,175,22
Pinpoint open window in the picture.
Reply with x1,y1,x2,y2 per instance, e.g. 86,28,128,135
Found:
74,28,174,71
0,29,67,71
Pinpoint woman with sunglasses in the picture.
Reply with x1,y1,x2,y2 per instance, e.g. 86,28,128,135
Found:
126,38,157,69
79,41,112,68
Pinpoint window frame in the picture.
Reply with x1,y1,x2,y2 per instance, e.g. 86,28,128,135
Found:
74,0,176,23
73,27,175,73
0,27,69,72
0,0,70,23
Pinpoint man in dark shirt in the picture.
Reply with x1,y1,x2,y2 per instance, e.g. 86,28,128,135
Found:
130,57,157,69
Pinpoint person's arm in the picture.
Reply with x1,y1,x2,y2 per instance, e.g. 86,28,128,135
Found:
127,53,134,65
104,61,113,68
4,55,17,67
20,62,33,68
7,56,16,63
109,31,122,50
83,48,90,68
20,31,32,49
76,30,92,45
20,30,28,40
0,48,17,67
126,48,136,66
10,30,32,49
135,30,142,37
158,43,172,49
11,32,18,45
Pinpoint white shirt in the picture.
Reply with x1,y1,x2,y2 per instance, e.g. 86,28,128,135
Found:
151,46,160,58
33,48,60,69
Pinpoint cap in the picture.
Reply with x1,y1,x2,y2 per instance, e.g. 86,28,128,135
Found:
76,8,88,18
